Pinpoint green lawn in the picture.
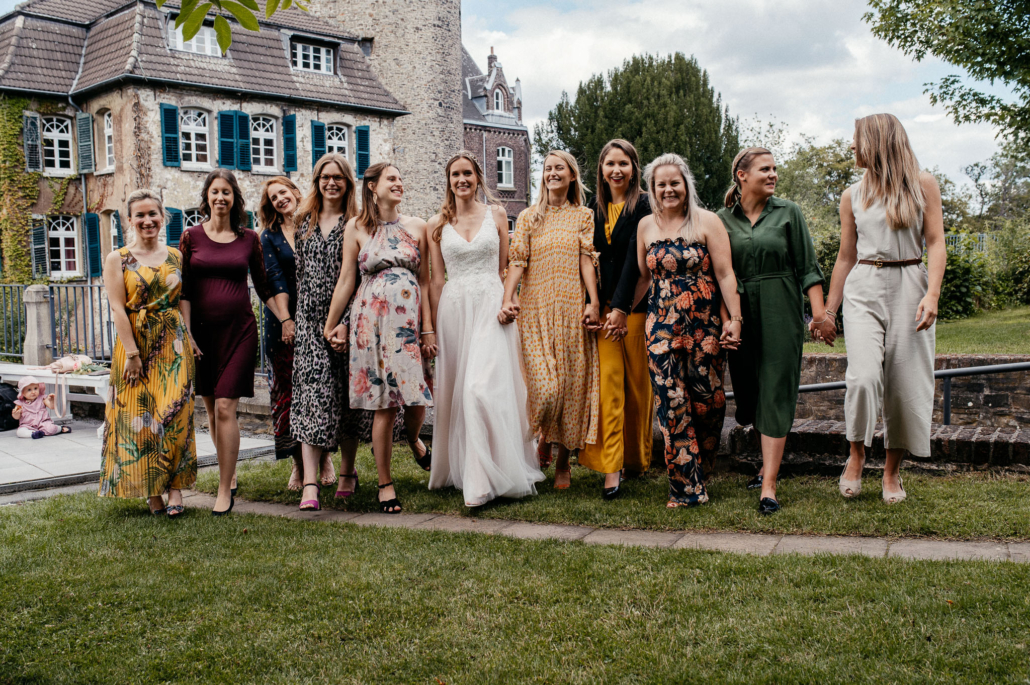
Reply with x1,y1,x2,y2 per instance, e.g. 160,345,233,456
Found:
200,449,1030,541
804,306,1030,355
2,494,1029,684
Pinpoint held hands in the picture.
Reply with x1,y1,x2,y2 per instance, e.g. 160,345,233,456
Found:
326,324,348,353
581,303,602,331
123,355,144,386
915,294,939,331
498,300,520,325
420,332,438,361
808,317,837,346
281,319,296,344
720,320,742,350
603,309,629,341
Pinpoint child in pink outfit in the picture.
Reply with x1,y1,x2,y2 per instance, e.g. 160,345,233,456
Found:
12,377,69,439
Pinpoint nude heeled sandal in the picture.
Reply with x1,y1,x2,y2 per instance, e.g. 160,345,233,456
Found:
883,477,907,504
838,457,863,498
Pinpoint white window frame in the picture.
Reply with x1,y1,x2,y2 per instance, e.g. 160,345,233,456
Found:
184,209,206,229
103,111,115,171
497,146,514,188
180,109,212,170
48,215,80,278
42,116,74,176
494,89,504,111
168,22,222,57
251,115,278,171
290,42,333,74
326,124,349,158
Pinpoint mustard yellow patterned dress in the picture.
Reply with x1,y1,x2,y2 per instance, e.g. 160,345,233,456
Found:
509,203,600,450
99,247,196,498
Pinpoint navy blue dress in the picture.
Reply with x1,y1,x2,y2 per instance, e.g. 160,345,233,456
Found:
260,228,299,459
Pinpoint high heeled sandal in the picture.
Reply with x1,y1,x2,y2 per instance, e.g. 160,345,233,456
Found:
335,471,360,498
378,481,402,514
839,457,863,498
537,440,553,470
554,468,571,490
409,438,432,472
882,476,907,504
299,482,321,511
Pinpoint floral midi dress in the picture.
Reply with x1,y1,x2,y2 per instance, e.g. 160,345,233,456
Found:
645,238,727,506
349,219,433,409
99,248,196,498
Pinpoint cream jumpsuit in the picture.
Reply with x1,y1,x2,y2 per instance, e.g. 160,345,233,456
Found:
842,183,935,457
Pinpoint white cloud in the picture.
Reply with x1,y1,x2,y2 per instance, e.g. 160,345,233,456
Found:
462,0,1004,184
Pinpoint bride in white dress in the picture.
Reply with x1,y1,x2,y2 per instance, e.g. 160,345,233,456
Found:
427,151,544,507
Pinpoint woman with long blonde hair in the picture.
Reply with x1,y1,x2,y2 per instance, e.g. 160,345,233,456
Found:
813,113,945,504
499,149,601,490
426,151,544,507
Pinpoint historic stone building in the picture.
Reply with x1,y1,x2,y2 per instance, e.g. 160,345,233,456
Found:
461,46,531,231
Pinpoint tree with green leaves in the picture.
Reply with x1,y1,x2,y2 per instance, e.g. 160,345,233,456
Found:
532,53,739,209
864,0,1030,141
158,0,308,54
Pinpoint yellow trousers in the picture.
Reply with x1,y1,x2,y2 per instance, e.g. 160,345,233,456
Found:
579,311,654,474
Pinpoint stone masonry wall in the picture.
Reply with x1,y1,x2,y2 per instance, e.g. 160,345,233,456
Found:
311,0,463,218
724,354,1030,429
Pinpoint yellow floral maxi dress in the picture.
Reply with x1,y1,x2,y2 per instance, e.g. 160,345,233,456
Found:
99,248,196,498
510,203,600,450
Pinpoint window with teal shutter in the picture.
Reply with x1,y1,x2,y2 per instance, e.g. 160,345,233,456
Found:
355,125,370,178
113,210,124,248
84,212,101,277
159,104,180,167
218,111,236,168
30,217,47,277
76,113,94,174
246,211,255,230
23,113,43,172
166,208,183,247
283,114,297,172
235,111,251,171
311,120,326,168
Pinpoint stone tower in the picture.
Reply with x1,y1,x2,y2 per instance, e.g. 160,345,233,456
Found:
308,0,463,217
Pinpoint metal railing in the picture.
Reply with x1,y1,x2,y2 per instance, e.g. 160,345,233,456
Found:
725,362,1030,425
49,284,115,362
250,286,269,378
945,233,994,253
0,285,27,360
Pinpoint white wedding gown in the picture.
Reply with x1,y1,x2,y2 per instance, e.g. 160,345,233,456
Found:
428,210,544,506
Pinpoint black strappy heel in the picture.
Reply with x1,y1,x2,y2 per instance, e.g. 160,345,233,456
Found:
409,438,432,472
378,481,402,514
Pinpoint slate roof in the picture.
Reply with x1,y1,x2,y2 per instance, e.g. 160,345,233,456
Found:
461,45,487,123
0,0,405,114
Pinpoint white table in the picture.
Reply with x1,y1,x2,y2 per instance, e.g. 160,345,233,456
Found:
0,362,110,407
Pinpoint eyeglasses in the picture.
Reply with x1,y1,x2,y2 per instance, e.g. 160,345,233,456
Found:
319,174,346,184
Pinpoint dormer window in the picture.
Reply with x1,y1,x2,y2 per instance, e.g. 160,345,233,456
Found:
168,22,222,57
494,89,504,111
291,42,334,74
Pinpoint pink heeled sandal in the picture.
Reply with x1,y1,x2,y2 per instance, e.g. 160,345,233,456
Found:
299,482,321,511
335,471,359,498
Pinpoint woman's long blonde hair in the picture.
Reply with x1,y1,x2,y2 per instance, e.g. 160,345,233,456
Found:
434,151,500,242
723,147,773,208
297,153,358,238
645,153,702,244
258,176,302,234
854,113,925,230
525,150,588,231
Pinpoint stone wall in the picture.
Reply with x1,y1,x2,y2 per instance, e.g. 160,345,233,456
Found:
724,354,1030,429
311,0,463,218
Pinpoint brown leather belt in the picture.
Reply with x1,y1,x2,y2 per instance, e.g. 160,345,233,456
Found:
859,258,922,268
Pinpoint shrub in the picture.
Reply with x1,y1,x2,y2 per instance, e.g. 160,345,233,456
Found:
938,235,994,320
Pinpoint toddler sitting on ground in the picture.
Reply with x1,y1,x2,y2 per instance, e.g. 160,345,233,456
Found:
12,377,71,439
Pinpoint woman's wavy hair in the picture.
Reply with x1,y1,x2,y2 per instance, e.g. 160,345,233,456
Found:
297,154,358,238
356,162,400,234
595,139,642,215
854,113,925,230
199,169,247,236
526,149,588,231
434,150,500,242
258,176,303,234
125,189,167,245
644,153,703,244
723,147,774,209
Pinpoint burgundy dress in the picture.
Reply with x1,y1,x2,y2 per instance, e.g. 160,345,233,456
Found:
179,225,274,398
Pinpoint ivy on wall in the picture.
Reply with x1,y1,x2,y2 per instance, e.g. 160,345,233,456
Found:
0,96,42,283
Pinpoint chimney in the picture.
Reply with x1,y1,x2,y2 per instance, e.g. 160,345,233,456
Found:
487,46,498,71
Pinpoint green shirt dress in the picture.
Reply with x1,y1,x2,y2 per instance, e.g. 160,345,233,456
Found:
717,197,824,438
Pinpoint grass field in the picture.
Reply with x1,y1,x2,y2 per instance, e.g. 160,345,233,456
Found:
2,493,1029,684
804,306,1030,355
198,450,1030,542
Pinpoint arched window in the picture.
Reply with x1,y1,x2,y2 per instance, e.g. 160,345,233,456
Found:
497,146,514,187
48,215,79,277
326,124,348,158
494,89,504,111
184,209,206,228
251,116,277,170
42,116,73,174
180,109,210,166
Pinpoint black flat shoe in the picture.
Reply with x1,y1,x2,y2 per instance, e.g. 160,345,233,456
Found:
212,495,235,517
746,475,763,490
758,497,780,516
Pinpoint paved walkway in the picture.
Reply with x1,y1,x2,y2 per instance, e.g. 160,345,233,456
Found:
0,421,274,492
182,492,1029,564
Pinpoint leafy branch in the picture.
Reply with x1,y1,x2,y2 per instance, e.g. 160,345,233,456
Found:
155,0,309,54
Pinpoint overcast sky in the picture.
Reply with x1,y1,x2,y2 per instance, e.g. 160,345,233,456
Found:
462,0,1014,185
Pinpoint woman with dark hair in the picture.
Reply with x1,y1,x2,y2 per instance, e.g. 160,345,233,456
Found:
426,151,543,507
324,162,434,514
578,139,654,499
179,169,284,516
717,148,827,515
